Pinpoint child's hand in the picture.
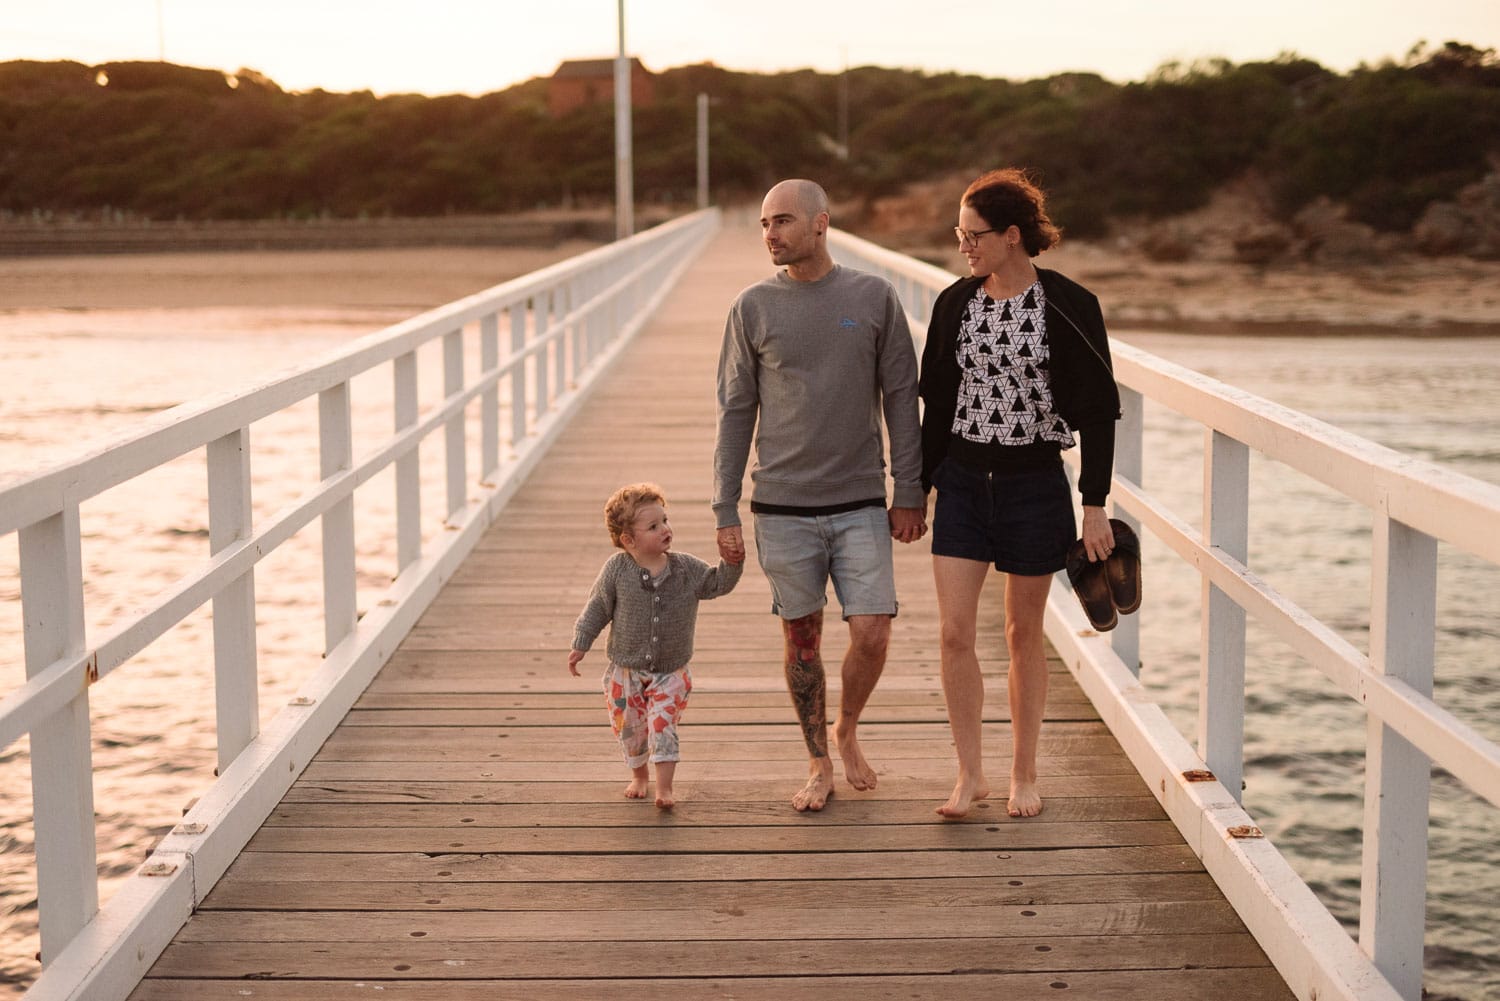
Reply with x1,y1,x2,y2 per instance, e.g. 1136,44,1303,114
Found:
567,649,586,676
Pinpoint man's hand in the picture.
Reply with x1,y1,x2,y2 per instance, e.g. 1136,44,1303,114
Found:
888,505,927,544
717,525,746,564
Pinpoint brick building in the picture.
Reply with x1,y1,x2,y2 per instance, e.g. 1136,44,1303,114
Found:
548,58,655,116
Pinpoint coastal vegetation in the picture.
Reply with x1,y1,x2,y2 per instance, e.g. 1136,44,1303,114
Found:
1,43,1497,248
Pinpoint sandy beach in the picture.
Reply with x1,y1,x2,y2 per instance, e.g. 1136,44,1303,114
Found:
0,241,605,312
5,230,1499,334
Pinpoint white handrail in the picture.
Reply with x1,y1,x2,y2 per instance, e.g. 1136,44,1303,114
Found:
2,207,720,999
829,228,1500,1001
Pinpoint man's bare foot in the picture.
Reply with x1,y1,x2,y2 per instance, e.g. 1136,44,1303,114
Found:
624,767,650,800
655,788,675,810
792,767,835,812
833,719,877,791
935,776,991,818
1008,778,1043,817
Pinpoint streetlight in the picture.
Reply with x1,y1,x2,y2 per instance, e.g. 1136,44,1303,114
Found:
614,0,634,239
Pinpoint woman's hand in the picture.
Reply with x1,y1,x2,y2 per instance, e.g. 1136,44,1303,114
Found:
1081,505,1113,563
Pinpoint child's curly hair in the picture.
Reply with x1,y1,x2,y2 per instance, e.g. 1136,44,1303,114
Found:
603,482,667,548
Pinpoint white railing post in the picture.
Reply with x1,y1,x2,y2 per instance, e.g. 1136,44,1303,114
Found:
318,382,357,653
207,428,259,771
535,294,552,417
1360,514,1436,1000
550,289,568,402
393,350,421,573
568,280,584,383
442,329,466,521
18,506,97,963
1200,429,1248,802
1113,385,1144,675
509,301,528,449
479,314,500,482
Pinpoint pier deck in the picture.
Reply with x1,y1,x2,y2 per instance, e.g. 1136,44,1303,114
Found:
125,227,1295,1000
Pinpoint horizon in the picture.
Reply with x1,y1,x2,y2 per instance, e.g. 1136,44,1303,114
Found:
4,0,1498,98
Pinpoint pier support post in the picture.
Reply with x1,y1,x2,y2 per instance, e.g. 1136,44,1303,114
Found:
1360,515,1435,1000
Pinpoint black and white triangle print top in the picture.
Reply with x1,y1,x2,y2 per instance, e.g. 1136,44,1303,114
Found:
950,281,1075,449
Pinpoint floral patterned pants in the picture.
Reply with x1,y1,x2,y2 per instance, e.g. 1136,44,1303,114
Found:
602,663,692,768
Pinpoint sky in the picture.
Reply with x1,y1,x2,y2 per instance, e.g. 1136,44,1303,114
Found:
4,0,1497,96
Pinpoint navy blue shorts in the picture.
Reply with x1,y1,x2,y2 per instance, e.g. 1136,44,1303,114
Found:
929,457,1075,576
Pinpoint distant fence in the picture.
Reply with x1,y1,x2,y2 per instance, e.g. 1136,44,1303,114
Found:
0,207,719,999
830,229,1500,1001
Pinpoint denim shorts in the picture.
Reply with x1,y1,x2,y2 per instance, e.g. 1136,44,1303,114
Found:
752,505,897,620
930,457,1075,576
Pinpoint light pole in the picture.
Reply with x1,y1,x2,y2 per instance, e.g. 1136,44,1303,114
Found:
697,93,710,210
614,0,634,239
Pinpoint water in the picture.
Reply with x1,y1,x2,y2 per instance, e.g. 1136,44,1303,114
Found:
1,306,1498,999
1118,330,1500,1001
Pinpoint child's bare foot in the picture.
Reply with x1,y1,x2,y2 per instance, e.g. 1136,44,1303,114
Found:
833,718,877,791
1008,778,1043,817
792,764,835,812
653,762,676,810
936,775,991,818
624,765,650,799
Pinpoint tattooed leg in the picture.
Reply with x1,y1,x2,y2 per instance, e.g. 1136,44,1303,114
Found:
782,610,834,811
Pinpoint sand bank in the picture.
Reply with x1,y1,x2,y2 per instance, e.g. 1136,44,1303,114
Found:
0,243,603,311
4,232,1499,334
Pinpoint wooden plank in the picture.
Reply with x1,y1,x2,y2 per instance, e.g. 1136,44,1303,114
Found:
148,932,1274,978
173,899,1251,942
216,846,1209,883
243,821,1187,854
311,731,1126,760
133,969,1295,1001
260,796,1167,828
280,774,1150,804
200,872,1219,911
294,755,1146,783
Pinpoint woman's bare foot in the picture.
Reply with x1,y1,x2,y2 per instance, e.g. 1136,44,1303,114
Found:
792,764,835,812
1007,778,1043,817
833,718,877,791
624,765,650,800
936,775,991,818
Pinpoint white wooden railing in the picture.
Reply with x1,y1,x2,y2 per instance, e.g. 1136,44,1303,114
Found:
830,229,1500,1001
1,206,719,999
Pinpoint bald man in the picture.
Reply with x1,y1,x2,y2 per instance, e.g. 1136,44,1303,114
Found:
713,179,926,812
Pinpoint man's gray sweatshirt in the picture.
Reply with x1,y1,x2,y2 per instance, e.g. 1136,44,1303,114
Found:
713,265,923,528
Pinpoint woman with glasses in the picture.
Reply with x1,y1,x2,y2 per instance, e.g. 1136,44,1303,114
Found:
918,168,1121,818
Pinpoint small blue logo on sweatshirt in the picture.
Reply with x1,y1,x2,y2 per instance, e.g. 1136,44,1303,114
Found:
839,318,858,329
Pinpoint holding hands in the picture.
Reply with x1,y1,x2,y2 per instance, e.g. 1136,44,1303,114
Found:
716,526,747,564
888,505,927,544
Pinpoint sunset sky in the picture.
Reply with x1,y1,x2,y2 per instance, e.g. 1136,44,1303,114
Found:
5,0,1498,96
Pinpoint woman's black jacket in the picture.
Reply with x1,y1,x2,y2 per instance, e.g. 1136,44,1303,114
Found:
917,268,1122,506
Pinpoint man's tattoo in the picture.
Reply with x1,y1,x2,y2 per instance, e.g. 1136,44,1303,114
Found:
784,613,827,759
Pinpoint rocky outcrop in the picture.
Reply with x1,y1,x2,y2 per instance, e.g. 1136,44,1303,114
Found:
1414,171,1500,259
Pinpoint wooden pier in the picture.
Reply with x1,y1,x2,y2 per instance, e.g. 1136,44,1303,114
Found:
125,227,1295,1000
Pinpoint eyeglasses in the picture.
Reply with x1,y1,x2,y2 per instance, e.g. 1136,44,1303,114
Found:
954,226,999,246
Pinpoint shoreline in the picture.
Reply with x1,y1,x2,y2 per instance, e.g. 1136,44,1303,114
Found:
2,227,1498,336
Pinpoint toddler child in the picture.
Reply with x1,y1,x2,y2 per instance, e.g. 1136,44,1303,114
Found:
569,482,743,809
